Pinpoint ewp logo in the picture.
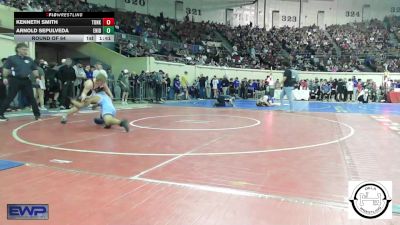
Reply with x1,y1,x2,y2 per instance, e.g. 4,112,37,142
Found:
7,204,49,220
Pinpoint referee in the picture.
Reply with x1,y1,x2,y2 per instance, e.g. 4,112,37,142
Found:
0,43,40,121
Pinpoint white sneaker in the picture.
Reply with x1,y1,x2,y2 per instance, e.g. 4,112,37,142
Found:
40,107,47,111
60,115,67,124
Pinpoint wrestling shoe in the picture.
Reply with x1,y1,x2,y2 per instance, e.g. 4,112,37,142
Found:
0,115,8,121
120,120,130,132
60,115,67,124
93,117,105,125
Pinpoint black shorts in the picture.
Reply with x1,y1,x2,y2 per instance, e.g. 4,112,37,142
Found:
48,86,60,93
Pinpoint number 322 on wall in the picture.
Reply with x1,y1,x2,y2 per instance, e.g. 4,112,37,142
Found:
125,0,146,6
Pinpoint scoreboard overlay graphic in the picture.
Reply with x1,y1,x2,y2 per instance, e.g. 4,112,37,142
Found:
14,12,115,42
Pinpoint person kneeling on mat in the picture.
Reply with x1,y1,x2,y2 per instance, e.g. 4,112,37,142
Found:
256,95,279,107
357,88,369,104
61,73,129,132
214,95,235,107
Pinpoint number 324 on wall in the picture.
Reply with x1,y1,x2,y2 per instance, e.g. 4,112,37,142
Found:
125,0,146,6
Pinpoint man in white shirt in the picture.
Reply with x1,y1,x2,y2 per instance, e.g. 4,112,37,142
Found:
357,88,369,103
266,75,274,97
346,78,354,102
211,76,219,98
73,61,86,97
93,62,108,79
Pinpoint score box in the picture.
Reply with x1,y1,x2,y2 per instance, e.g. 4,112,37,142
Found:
103,26,114,34
102,18,114,26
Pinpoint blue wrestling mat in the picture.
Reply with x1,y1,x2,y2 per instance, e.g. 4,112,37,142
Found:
0,159,24,171
394,205,400,214
164,99,400,115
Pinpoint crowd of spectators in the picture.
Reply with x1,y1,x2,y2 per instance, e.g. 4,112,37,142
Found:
115,14,400,72
0,0,111,12
387,16,400,41
328,20,389,56
126,71,400,104
2,0,400,73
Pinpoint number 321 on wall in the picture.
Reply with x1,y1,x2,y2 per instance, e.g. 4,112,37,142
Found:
186,8,202,16
125,0,145,6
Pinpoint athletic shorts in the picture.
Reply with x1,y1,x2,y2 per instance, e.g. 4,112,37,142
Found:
96,91,116,117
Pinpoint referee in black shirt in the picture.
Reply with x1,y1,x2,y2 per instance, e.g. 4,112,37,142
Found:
0,43,40,121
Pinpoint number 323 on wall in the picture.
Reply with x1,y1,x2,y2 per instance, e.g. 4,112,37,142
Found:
125,0,146,6
282,16,297,22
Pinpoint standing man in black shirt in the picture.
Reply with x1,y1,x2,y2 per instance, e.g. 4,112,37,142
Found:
221,75,230,95
154,70,164,102
0,43,40,121
280,61,297,112
58,58,76,109
0,58,7,107
165,73,171,100
198,74,206,99
240,78,248,99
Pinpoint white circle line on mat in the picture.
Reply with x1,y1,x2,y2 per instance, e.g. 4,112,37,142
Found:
129,114,261,131
12,114,355,156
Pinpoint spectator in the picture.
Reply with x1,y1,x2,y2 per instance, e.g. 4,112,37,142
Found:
107,68,115,97
233,77,240,96
240,77,248,99
211,76,219,99
198,74,206,99
93,62,107,78
32,60,46,110
321,81,332,101
173,75,181,100
181,71,189,100
205,76,211,99
118,69,130,104
357,87,369,103
84,65,93,80
58,58,76,109
0,58,7,106
221,75,229,95
337,78,346,102
155,70,164,102
44,62,60,108
73,61,86,97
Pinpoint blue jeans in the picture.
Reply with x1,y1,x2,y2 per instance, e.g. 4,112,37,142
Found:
168,88,174,100
199,87,206,99
280,87,294,112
